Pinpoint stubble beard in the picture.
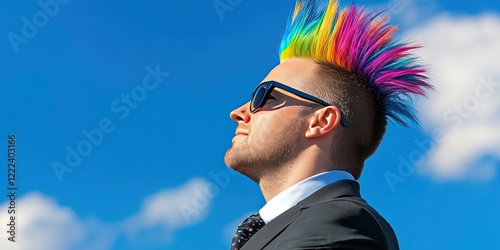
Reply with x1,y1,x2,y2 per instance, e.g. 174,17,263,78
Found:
225,121,303,183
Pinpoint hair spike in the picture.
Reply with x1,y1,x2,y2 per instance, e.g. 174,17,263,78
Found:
279,0,432,126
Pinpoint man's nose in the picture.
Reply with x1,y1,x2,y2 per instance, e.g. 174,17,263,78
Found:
230,102,251,123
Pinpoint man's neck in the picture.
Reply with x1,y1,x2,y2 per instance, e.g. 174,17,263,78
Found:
258,159,328,202
257,145,353,201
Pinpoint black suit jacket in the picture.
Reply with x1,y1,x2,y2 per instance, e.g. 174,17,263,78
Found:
240,180,399,250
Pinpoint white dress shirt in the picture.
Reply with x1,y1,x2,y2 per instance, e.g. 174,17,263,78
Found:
259,170,355,223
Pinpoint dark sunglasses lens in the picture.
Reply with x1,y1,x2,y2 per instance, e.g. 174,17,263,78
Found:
251,85,267,111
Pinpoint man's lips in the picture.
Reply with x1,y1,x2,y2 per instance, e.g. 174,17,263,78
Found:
235,130,249,136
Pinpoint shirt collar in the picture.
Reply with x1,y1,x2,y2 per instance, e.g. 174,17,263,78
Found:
259,170,355,224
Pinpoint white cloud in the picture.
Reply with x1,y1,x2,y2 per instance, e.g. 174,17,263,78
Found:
0,178,213,250
407,13,500,181
123,178,213,241
0,192,88,250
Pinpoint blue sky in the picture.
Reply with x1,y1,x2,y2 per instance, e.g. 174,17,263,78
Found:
1,0,499,249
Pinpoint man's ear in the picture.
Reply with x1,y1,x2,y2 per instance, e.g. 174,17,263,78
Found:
305,106,343,138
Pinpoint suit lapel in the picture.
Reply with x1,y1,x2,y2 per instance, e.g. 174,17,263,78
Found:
241,180,361,250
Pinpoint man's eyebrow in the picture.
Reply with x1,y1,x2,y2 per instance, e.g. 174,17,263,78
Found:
271,88,290,98
273,87,298,97
273,86,320,105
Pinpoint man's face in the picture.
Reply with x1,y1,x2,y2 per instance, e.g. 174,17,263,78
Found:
224,58,319,182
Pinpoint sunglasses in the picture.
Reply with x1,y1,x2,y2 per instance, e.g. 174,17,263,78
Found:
250,81,349,127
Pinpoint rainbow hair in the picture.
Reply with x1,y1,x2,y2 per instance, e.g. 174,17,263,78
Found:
279,0,432,126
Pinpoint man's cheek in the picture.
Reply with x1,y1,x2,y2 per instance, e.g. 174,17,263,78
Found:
255,115,276,139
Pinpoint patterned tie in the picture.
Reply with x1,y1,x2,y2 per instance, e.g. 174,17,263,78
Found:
230,213,266,250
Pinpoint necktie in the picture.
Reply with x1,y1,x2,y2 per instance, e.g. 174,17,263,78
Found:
230,213,265,250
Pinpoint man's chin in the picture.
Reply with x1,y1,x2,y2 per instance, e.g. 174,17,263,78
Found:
228,165,261,183
223,148,235,167
224,147,243,166
224,156,241,172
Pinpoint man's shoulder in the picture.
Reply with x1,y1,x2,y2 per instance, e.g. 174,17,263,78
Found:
274,181,399,249
299,195,393,232
297,179,391,226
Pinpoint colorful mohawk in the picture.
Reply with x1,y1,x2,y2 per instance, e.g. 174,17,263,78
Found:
279,0,432,126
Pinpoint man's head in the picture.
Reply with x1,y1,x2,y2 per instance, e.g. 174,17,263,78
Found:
224,58,340,183
225,0,432,181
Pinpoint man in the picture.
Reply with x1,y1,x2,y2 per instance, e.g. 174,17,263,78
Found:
225,0,432,249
